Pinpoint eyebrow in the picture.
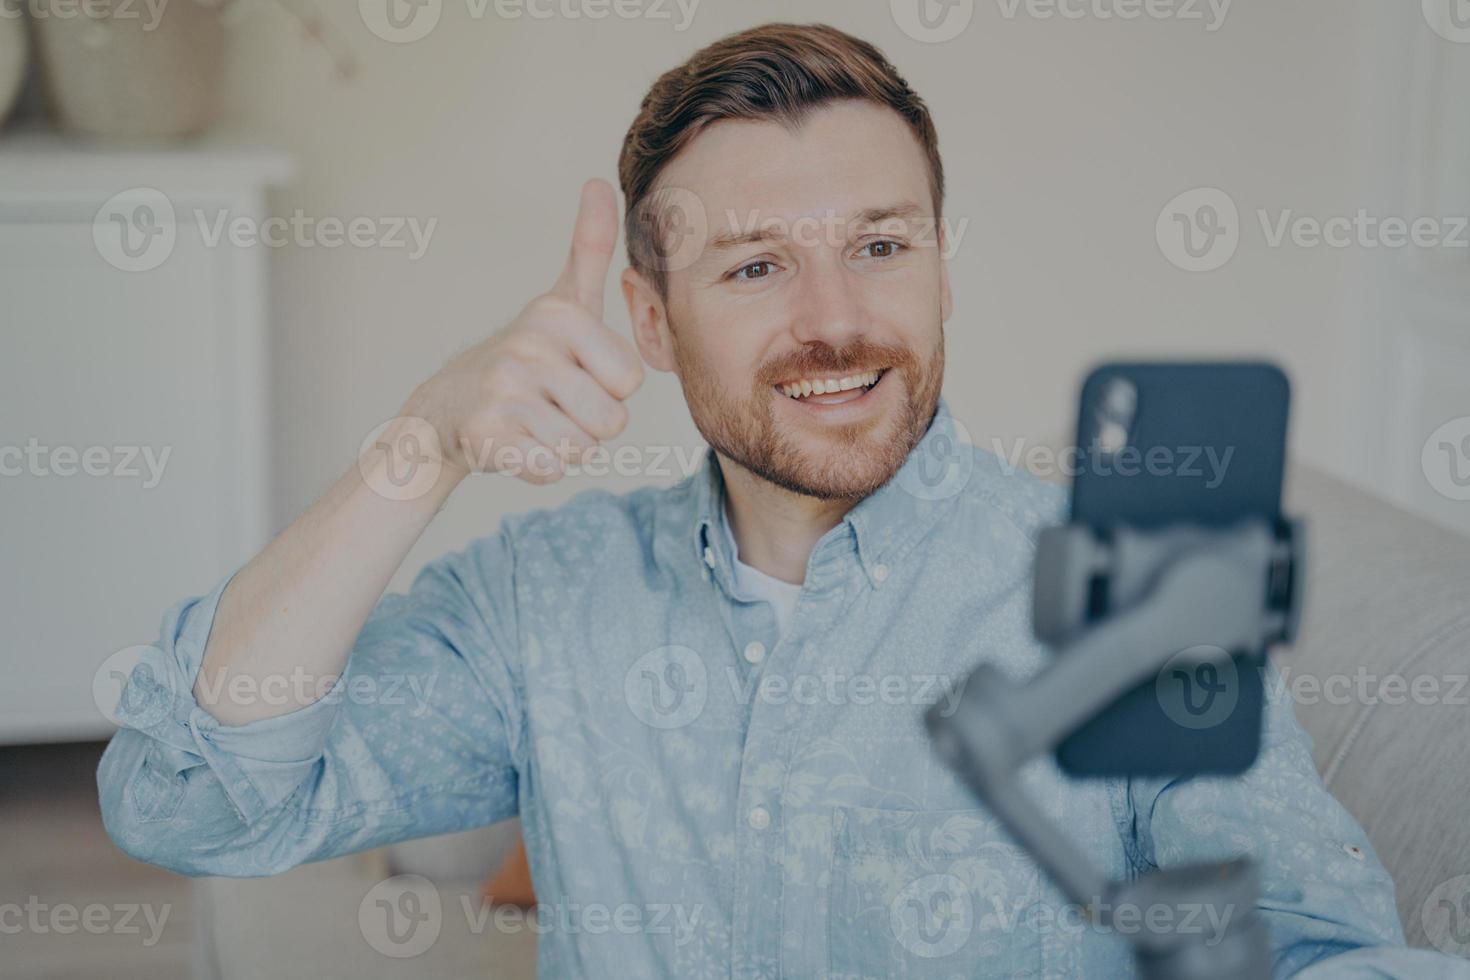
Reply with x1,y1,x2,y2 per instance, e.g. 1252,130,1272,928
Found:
704,201,929,251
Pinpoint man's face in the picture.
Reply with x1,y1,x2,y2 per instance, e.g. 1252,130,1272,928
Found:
638,99,952,500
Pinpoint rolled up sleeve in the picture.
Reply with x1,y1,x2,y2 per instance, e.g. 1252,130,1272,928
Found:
97,528,525,878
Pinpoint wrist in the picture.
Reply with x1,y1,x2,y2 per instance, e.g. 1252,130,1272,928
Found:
356,407,467,509
403,381,471,468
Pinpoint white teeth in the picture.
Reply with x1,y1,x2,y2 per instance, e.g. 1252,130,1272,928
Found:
780,370,882,399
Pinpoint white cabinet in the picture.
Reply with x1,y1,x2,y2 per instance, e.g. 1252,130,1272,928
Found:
0,132,292,743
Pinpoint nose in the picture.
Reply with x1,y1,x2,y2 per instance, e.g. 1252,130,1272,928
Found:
788,258,870,348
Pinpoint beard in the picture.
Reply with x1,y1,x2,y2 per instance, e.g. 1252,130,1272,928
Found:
671,326,945,501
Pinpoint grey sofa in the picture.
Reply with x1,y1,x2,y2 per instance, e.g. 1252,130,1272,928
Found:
1281,468,1470,951
196,466,1470,977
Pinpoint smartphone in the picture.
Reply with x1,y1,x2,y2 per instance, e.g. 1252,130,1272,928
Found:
1055,362,1290,777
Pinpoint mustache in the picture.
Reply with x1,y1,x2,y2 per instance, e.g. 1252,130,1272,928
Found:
758,339,916,386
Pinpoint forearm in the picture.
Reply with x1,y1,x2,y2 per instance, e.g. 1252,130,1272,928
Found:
194,410,466,725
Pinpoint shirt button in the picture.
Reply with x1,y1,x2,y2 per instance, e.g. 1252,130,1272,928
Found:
748,806,771,830
703,546,716,569
744,641,766,665
872,563,890,584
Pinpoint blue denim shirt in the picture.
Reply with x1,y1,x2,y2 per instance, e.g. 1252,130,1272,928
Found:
98,403,1445,978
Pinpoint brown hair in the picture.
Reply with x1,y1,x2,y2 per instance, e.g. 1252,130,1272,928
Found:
617,23,945,296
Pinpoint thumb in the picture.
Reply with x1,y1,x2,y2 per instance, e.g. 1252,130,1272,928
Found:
552,178,619,319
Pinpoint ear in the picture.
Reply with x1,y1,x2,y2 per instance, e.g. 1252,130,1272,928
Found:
937,223,954,323
622,266,677,373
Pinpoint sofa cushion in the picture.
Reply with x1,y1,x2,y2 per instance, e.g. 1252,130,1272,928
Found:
1282,467,1470,951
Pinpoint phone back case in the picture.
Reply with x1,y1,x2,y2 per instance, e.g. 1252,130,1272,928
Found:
1057,362,1289,776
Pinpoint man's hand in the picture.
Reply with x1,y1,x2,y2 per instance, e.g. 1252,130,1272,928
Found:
194,180,642,725
407,178,644,484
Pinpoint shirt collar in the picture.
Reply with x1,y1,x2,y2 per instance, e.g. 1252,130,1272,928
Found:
653,399,966,591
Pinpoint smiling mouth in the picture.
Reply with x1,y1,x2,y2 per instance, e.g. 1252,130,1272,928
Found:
776,368,887,403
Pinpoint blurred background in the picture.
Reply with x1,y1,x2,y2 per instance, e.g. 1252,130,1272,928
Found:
2,0,1468,976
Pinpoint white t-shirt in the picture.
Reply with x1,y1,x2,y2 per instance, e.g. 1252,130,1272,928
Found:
721,504,803,641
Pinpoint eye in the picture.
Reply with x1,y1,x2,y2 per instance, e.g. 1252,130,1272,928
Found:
858,239,906,260
731,260,776,281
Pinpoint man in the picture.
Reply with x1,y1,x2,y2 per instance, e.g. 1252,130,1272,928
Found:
99,23,1440,978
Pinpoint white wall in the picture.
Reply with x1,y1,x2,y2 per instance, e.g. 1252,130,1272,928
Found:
210,0,1468,587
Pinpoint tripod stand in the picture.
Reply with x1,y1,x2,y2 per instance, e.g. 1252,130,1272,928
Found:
926,516,1304,980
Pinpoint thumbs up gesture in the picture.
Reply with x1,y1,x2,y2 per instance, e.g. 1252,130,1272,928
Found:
407,179,645,484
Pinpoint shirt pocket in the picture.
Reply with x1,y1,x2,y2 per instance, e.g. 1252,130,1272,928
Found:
826,804,1044,980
